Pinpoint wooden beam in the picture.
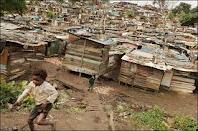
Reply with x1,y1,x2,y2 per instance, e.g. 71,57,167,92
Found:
80,40,87,77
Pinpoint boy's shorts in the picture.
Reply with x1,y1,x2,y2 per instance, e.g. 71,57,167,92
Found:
29,103,53,120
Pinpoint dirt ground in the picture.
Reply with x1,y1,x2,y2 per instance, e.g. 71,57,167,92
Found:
1,59,197,130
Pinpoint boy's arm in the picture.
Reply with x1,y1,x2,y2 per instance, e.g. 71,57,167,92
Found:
13,82,33,106
45,84,58,104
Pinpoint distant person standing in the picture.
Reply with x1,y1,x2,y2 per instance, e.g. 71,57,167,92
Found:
88,75,96,92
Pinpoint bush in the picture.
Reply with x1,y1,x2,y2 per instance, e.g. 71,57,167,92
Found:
132,106,167,130
173,115,198,131
0,80,34,109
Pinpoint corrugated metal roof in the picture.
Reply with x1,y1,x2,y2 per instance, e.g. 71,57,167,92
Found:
121,54,171,71
67,31,116,45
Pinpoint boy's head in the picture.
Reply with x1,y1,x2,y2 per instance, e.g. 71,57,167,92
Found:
32,69,47,86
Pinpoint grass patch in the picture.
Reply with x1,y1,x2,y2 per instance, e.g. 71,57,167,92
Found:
54,90,70,110
131,106,167,130
116,102,131,113
65,106,86,114
173,115,198,131
115,102,133,119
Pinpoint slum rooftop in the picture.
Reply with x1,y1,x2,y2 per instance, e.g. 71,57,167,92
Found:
0,0,197,72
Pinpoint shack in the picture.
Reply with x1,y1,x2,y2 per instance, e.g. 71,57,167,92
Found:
63,28,117,76
0,20,67,80
119,48,169,91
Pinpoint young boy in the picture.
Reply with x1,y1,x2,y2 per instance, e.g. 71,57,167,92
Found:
12,69,58,131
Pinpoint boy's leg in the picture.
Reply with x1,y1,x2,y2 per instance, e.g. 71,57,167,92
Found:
90,85,94,92
88,84,91,91
36,113,55,131
36,103,55,130
28,105,41,131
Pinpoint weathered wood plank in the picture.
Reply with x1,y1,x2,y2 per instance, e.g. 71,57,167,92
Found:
172,76,195,83
161,70,173,87
67,45,102,55
66,50,102,61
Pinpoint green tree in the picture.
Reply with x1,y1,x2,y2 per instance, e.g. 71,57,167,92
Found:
179,11,191,23
191,6,198,13
170,3,197,26
0,0,66,16
0,0,26,16
172,2,191,15
181,12,198,26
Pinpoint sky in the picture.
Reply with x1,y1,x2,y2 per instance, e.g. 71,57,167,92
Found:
110,0,198,9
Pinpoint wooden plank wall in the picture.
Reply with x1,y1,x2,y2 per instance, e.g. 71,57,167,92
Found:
161,70,173,88
118,61,136,85
63,36,110,75
170,70,196,93
119,61,163,90
134,65,163,90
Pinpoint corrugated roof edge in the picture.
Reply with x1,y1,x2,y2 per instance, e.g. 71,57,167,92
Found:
121,55,198,72
121,55,170,71
66,31,116,46
2,40,48,47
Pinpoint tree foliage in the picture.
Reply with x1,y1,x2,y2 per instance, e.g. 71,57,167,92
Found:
191,6,198,13
0,0,110,16
169,2,198,26
0,0,26,16
172,2,191,14
181,12,198,26
0,80,34,109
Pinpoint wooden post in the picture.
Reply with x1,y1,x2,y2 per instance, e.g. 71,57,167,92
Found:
102,4,106,34
79,39,86,77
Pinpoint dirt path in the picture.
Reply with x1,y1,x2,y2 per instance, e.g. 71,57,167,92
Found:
1,88,109,130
